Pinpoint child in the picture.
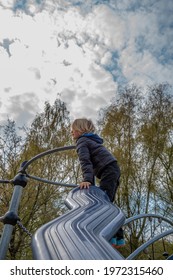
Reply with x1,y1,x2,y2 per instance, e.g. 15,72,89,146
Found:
71,118,125,247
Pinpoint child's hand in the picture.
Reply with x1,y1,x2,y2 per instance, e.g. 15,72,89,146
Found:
79,181,91,189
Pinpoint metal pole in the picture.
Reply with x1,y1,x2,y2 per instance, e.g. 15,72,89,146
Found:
0,184,23,259
0,163,28,260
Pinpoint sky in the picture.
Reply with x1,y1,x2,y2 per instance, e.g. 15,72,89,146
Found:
0,0,173,128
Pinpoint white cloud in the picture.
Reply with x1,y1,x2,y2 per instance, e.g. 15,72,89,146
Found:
0,1,173,128
118,7,173,86
1,92,40,127
85,5,128,50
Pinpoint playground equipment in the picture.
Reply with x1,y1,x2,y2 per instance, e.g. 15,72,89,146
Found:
0,146,173,260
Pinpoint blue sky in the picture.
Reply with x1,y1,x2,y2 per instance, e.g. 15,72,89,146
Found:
0,0,173,128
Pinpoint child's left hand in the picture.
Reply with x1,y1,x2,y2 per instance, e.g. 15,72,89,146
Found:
79,181,91,189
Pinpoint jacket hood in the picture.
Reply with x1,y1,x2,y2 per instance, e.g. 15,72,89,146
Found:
80,133,103,144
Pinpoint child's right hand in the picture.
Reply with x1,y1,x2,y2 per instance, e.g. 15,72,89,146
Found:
79,181,91,189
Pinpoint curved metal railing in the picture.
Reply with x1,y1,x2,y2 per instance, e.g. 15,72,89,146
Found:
19,145,77,188
124,213,173,227
124,214,173,260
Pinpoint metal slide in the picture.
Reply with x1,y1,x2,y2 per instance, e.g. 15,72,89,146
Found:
32,186,125,260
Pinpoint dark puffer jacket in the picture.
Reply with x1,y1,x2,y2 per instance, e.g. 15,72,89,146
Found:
76,133,117,184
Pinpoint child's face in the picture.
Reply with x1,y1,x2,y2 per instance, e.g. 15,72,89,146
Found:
71,128,81,140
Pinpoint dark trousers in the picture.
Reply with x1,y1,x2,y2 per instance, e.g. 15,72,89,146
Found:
99,161,124,240
99,161,120,203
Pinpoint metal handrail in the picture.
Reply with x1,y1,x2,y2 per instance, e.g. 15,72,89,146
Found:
124,213,173,227
27,174,78,188
124,213,173,260
126,229,173,260
0,179,12,184
19,145,76,173
0,145,77,187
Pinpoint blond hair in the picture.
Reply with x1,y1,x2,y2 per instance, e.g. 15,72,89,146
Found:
71,118,95,134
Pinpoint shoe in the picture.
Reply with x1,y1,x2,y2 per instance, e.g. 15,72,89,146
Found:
116,238,125,248
110,237,125,248
110,237,117,247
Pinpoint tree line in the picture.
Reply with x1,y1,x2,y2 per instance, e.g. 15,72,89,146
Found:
0,83,173,259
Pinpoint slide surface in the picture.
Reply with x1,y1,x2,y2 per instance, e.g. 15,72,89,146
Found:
32,186,125,260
